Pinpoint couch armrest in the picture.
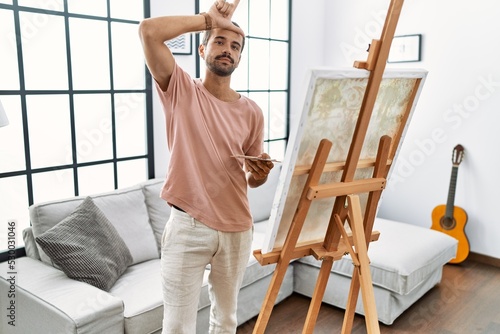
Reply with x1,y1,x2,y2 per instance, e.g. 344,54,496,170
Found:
22,226,41,260
1,257,124,334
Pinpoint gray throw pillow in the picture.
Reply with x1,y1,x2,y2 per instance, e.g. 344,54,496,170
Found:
35,196,133,291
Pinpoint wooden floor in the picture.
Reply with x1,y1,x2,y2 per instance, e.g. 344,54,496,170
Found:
236,260,500,333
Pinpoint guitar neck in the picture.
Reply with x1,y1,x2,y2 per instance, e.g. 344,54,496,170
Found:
445,165,459,218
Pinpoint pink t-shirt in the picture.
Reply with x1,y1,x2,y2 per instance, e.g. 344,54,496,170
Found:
156,64,264,232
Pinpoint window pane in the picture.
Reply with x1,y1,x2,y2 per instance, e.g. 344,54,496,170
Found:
269,92,287,139
73,94,113,163
78,163,114,196
0,0,13,5
231,0,249,33
249,0,269,38
32,169,75,203
270,0,289,40
270,41,288,90
18,0,64,11
20,12,68,90
117,158,147,189
0,176,29,250
232,46,249,91
27,95,72,169
0,9,20,90
248,39,270,90
110,0,143,21
69,18,110,90
267,140,286,161
115,93,147,158
248,92,269,139
0,96,25,173
68,0,107,17
111,22,145,90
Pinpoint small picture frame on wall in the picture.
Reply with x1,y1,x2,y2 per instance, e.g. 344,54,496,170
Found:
165,34,192,55
387,34,421,63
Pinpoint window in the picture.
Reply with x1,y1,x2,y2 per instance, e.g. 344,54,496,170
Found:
196,0,291,159
0,0,152,259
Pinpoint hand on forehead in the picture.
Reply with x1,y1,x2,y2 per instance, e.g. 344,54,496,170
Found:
208,0,245,37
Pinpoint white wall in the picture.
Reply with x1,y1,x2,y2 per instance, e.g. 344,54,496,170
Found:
289,0,327,124
314,0,500,259
151,0,500,259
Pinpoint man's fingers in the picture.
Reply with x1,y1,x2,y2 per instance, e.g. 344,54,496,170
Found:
215,0,230,16
221,2,230,13
218,0,240,9
215,0,240,18
245,160,257,171
210,0,244,36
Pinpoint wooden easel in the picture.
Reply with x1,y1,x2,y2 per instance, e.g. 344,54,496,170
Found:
251,0,405,333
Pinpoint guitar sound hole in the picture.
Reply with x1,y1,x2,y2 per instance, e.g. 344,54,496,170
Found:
440,216,456,230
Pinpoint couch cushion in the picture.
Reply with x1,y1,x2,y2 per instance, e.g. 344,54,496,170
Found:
110,259,163,334
30,185,158,266
35,197,133,291
142,178,171,253
297,217,458,295
248,165,281,222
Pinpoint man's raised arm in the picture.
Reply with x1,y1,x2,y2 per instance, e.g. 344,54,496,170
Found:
138,15,206,91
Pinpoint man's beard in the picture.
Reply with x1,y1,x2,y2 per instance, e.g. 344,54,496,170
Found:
206,54,237,77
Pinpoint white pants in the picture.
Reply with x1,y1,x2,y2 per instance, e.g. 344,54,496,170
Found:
161,207,253,334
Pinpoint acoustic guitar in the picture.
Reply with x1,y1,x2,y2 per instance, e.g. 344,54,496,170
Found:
431,144,469,264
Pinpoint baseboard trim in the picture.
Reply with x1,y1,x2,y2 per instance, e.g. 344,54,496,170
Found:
467,252,500,268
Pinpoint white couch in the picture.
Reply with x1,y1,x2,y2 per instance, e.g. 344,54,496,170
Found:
0,167,457,333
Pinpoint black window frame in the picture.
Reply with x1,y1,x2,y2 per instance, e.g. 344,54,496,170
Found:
0,0,153,262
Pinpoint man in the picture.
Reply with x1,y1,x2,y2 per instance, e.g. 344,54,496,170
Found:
139,0,274,332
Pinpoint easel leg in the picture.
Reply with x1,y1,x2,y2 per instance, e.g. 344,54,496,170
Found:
302,258,334,333
342,135,391,333
341,270,361,334
253,259,291,333
345,195,380,334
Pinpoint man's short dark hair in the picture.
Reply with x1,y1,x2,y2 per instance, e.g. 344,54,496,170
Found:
201,21,245,52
